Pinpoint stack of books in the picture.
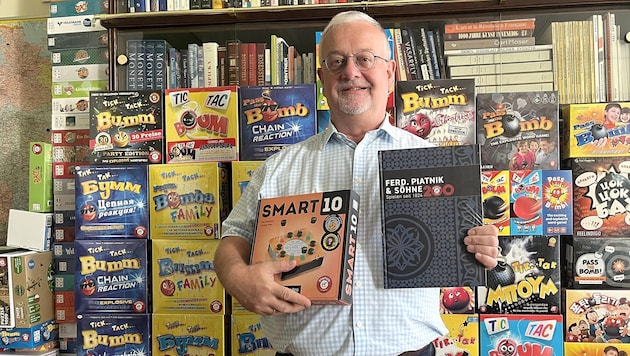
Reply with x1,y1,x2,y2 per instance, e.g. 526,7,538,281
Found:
443,18,554,94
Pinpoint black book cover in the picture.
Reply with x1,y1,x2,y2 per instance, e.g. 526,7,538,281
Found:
379,144,485,288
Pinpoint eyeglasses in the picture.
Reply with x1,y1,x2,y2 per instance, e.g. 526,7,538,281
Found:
322,51,389,73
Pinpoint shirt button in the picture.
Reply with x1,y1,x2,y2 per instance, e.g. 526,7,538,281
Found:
356,321,363,328
355,280,362,287
356,243,361,250
355,177,362,183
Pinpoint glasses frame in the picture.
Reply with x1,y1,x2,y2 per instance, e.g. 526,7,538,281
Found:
322,51,389,73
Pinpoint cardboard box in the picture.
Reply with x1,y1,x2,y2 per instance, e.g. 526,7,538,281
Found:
482,170,511,236
562,102,630,158
77,314,150,355
565,342,630,354
231,161,262,206
52,64,109,82
29,143,53,213
251,190,359,305
231,314,275,355
148,162,230,239
564,289,630,343
7,210,53,252
48,31,108,50
152,239,228,314
164,87,239,163
0,250,54,328
0,319,58,350
434,314,479,356
49,0,109,17
46,15,105,35
51,113,90,130
152,314,226,356
479,314,563,354
566,237,630,289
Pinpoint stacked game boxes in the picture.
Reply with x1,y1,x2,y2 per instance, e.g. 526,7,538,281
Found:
563,102,630,353
475,91,567,352
47,5,109,352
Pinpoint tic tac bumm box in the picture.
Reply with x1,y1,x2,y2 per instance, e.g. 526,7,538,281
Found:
250,190,359,305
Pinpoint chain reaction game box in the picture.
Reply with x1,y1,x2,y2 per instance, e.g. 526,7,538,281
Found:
395,79,476,146
74,165,149,239
564,289,630,343
379,145,486,288
231,314,275,355
250,190,360,305
571,157,630,237
434,314,480,356
74,239,148,314
566,237,630,289
476,91,560,171
152,313,226,356
164,87,239,163
477,235,561,314
479,314,563,355
148,162,230,240
77,314,150,356
90,90,165,165
239,85,317,161
562,102,630,158
152,239,228,314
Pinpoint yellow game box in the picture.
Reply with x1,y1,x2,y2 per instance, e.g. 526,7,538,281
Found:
232,161,263,206
251,190,360,305
149,162,230,239
152,313,226,356
152,239,228,314
231,313,276,355
434,314,479,356
563,102,630,158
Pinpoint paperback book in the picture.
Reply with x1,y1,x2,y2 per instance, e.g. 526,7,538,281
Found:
379,144,485,288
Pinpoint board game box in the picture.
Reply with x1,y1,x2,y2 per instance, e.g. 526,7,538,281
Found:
232,161,263,206
379,145,486,288
250,190,359,305
565,237,630,289
239,85,317,161
482,170,511,236
479,314,563,355
395,79,476,146
570,157,630,237
74,165,149,239
231,314,275,355
152,239,228,314
75,239,148,314
29,142,53,213
148,162,230,239
477,235,561,314
434,314,480,356
77,314,150,355
152,314,226,356
90,90,165,165
476,91,559,171
164,86,239,163
562,102,630,158
564,289,630,343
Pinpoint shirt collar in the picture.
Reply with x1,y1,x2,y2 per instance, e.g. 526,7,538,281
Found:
318,115,397,149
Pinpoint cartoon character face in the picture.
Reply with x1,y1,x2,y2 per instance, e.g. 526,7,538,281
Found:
261,99,280,122
441,287,471,312
79,278,96,296
167,191,180,208
497,338,517,356
113,130,129,147
80,203,97,221
402,113,432,139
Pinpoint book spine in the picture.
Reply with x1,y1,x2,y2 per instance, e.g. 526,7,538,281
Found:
446,49,552,66
135,0,146,12
144,40,156,89
451,71,554,86
240,42,249,85
448,60,552,76
212,0,223,8
287,45,295,85
168,47,177,88
200,0,212,8
218,45,227,86
444,18,536,34
197,43,204,87
593,14,605,102
136,40,146,89
419,27,435,80
256,43,266,86
181,49,189,88
154,40,168,90
248,42,257,85
432,28,447,80
187,43,199,88
392,28,407,81
280,39,289,85
126,40,138,90
444,44,553,56
443,37,536,51
202,41,219,87
226,40,240,86
270,35,278,84
427,30,441,79
158,0,167,10
400,27,419,80
442,28,533,41
191,0,202,9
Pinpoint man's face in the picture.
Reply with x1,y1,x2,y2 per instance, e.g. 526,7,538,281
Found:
317,21,394,119
540,140,554,153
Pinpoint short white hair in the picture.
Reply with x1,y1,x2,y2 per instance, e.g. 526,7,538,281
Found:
321,11,391,59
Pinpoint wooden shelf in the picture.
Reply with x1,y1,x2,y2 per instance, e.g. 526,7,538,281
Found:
98,0,630,29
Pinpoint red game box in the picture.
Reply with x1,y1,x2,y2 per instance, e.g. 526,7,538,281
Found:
250,190,360,305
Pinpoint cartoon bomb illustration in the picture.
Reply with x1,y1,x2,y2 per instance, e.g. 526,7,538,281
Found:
261,89,280,122
441,287,472,313
113,128,130,147
79,277,96,296
80,200,97,221
402,112,432,139
167,191,181,209
496,338,517,356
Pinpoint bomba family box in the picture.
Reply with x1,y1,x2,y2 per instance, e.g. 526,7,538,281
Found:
251,190,359,305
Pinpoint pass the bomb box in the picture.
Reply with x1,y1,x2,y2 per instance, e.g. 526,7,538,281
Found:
434,314,479,356
152,314,226,356
74,165,149,239
395,79,476,146
478,235,561,314
476,91,559,171
77,314,150,356
90,91,165,165
562,102,630,158
566,237,630,289
239,84,317,161
149,162,230,239
152,239,228,314
564,289,630,343
75,239,148,314
232,161,263,206
231,314,275,355
379,145,486,288
164,87,239,163
251,190,359,305
571,157,630,237
479,314,563,355
29,142,53,213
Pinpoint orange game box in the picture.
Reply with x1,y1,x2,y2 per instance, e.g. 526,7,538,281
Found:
250,190,360,305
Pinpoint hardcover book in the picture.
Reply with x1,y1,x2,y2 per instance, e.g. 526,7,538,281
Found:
476,91,559,171
379,144,485,288
395,79,476,146
250,190,360,305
